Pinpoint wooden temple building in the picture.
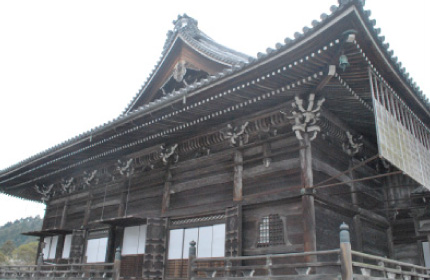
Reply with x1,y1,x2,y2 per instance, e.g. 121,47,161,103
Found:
0,0,429,279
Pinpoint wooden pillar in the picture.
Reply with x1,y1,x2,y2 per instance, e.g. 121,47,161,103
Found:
233,149,243,201
349,159,363,254
35,237,44,265
117,179,129,217
60,199,69,229
300,133,317,255
82,190,93,227
339,223,353,280
386,226,395,259
106,227,116,263
42,204,50,230
113,247,121,280
162,166,172,214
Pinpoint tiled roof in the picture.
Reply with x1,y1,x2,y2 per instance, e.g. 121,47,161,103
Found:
1,0,428,180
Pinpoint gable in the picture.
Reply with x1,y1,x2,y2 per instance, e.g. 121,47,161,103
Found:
124,14,251,113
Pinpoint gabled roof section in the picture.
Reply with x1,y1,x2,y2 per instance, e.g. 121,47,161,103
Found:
123,14,252,114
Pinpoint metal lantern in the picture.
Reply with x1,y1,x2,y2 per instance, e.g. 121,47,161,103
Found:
339,54,350,71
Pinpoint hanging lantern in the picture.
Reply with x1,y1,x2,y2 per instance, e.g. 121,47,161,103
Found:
339,54,350,71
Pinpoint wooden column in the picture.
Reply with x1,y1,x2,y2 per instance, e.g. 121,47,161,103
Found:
82,190,93,227
386,226,395,258
233,149,243,201
349,160,363,254
106,226,116,263
290,93,324,259
60,199,69,229
162,166,172,214
117,179,130,217
300,133,317,255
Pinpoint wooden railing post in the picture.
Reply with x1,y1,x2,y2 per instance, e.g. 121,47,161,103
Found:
266,256,273,276
113,247,121,280
340,223,353,280
188,241,196,280
35,252,43,280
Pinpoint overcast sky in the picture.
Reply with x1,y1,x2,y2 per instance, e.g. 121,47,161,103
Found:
0,0,428,226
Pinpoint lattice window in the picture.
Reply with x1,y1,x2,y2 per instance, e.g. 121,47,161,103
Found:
257,214,284,247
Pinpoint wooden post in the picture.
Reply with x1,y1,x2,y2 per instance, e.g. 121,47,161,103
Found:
233,149,243,201
300,133,317,261
35,252,43,280
113,246,121,280
82,190,93,227
162,167,172,213
117,179,129,217
188,240,196,280
60,199,69,229
353,215,363,260
349,159,363,258
339,223,353,280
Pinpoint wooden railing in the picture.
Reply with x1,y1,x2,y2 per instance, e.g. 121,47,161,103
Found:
188,223,430,280
352,251,430,279
0,263,115,279
190,249,341,279
0,247,121,280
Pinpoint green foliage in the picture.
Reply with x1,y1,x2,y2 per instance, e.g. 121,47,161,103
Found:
12,241,38,265
0,240,15,257
0,216,42,247
0,216,43,265
0,251,7,264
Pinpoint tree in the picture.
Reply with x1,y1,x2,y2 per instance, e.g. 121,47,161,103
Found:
0,251,7,265
0,240,16,257
12,242,38,265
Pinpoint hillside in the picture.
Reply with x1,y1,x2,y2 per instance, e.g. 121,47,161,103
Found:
0,216,42,248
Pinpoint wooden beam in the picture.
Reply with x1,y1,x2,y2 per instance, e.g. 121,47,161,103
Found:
170,172,232,193
313,155,379,188
315,65,336,92
315,193,389,227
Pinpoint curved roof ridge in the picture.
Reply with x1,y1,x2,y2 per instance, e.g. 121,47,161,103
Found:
122,14,251,114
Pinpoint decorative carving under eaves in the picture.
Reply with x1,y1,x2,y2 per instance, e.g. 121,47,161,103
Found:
83,170,98,187
173,61,187,83
116,159,134,177
178,132,224,154
288,93,325,141
375,158,391,174
194,147,211,158
220,122,249,147
60,177,75,194
34,184,54,202
160,144,179,165
342,131,364,156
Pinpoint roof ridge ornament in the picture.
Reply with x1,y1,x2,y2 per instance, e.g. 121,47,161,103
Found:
173,14,198,32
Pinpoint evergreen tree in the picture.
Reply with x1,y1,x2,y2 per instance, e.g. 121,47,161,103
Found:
0,240,15,257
